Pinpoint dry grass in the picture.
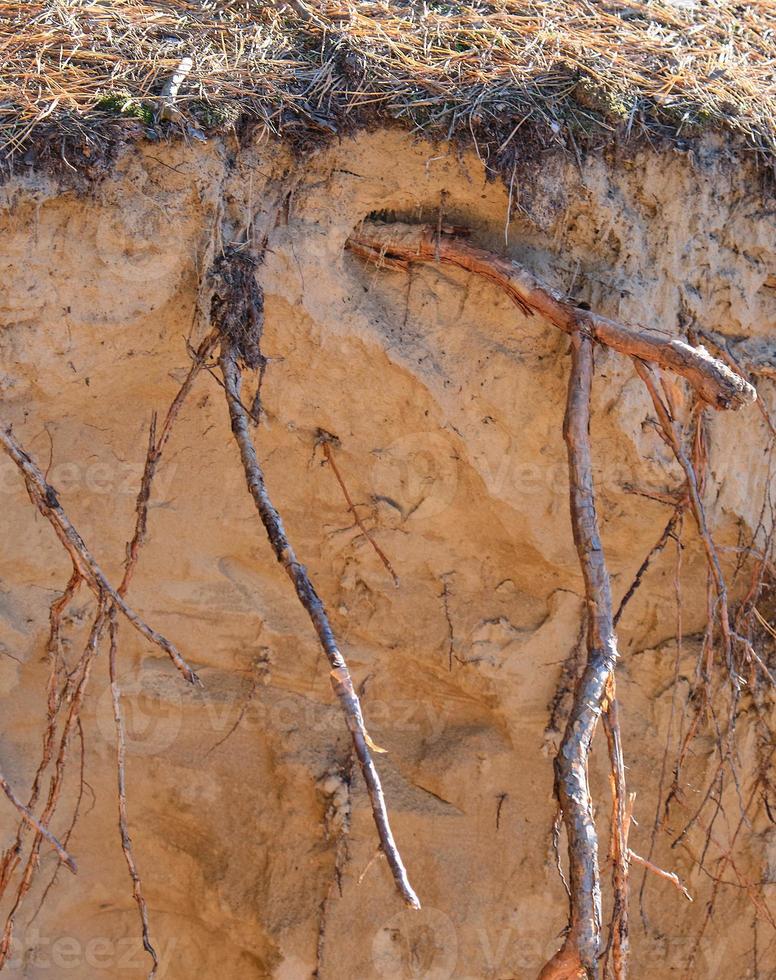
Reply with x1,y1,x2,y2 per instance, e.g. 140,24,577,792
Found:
1,1,774,166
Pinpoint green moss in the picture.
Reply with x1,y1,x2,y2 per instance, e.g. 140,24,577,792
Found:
573,78,630,122
190,99,242,129
94,91,154,126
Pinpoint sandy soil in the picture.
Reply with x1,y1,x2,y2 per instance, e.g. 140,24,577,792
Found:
0,130,773,978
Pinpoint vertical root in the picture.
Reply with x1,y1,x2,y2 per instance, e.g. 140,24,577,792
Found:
0,333,216,969
219,339,420,909
541,332,624,979
0,567,81,898
632,359,733,670
109,609,158,979
27,719,88,926
601,689,629,977
0,608,104,968
317,433,399,587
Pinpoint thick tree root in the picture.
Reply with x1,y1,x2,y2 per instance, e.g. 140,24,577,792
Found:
539,332,623,979
0,214,765,974
346,222,755,411
348,220,768,975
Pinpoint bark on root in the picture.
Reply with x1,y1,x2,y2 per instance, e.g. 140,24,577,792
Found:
219,338,420,909
347,220,766,975
0,332,216,972
346,222,755,411
540,332,623,979
0,427,198,684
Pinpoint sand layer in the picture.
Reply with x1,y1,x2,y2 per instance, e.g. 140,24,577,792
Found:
0,131,774,978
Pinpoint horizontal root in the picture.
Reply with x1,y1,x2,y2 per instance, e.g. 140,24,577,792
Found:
347,222,756,411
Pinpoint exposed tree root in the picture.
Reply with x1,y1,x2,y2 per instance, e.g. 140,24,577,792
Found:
0,331,217,973
219,337,420,909
632,360,734,668
0,567,82,898
109,609,158,978
316,430,400,586
122,330,221,591
636,513,685,926
628,356,776,966
698,329,776,435
346,222,756,411
0,771,75,872
348,220,772,976
614,508,684,628
539,332,623,979
627,851,691,903
601,692,629,979
0,427,198,684
27,719,89,927
0,607,104,965
0,211,769,976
